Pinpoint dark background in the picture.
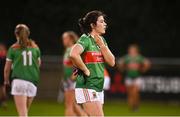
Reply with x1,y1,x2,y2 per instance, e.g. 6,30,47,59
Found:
0,0,178,57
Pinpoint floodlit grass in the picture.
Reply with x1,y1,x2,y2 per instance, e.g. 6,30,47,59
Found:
0,99,180,116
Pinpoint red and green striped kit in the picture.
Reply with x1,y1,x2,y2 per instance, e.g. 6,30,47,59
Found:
76,34,107,92
63,48,73,80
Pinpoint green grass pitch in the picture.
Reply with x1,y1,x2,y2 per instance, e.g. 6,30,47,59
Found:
0,99,180,116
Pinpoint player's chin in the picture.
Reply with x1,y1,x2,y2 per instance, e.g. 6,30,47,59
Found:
100,30,106,35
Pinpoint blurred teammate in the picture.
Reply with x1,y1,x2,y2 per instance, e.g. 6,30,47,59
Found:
4,24,41,116
61,31,87,116
0,43,7,109
70,10,115,116
118,44,150,111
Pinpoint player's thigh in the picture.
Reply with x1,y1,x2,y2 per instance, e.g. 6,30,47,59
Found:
83,101,104,116
14,95,27,106
126,85,134,95
125,79,134,92
132,79,141,93
64,90,75,107
132,85,140,95
134,78,142,90
14,95,27,113
27,97,34,110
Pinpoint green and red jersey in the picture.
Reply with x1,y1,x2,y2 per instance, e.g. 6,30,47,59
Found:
6,43,41,85
123,55,145,78
76,34,107,92
63,47,73,80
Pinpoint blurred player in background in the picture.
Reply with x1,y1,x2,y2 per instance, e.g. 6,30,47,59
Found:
61,31,87,116
70,10,115,116
0,43,7,109
4,24,41,116
118,44,150,111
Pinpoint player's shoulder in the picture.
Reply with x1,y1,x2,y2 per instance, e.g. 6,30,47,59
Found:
30,40,39,49
138,54,144,58
11,43,21,49
79,34,90,40
77,34,90,44
124,55,129,59
122,55,131,62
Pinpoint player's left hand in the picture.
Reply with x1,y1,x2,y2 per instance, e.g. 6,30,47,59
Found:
70,68,78,81
71,72,78,81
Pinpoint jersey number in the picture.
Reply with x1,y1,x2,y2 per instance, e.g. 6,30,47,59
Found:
22,51,32,66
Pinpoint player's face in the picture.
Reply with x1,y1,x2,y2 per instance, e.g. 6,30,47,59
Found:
62,33,71,47
128,47,138,55
94,16,107,35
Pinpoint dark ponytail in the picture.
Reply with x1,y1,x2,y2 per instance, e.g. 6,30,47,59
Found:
78,18,87,34
78,10,106,34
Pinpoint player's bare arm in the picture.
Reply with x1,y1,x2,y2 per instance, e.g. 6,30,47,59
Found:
70,44,90,76
94,35,115,67
142,59,151,73
4,60,12,86
117,58,125,72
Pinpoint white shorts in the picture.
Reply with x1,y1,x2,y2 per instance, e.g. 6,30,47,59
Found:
63,79,76,91
11,79,37,97
125,77,142,87
75,88,104,104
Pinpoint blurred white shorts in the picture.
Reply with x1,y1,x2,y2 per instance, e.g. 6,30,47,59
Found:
75,88,104,104
125,77,142,87
63,79,76,91
103,76,111,90
11,79,37,97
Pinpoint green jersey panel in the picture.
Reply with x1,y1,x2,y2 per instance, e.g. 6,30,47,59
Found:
7,44,41,85
123,55,145,78
63,48,73,80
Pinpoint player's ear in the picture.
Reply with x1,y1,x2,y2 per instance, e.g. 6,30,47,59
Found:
90,23,96,29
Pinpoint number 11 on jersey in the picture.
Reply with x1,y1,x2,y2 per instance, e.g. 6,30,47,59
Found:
22,51,32,66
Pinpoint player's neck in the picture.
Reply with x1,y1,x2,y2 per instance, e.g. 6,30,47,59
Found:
67,44,73,48
129,53,139,57
90,31,100,38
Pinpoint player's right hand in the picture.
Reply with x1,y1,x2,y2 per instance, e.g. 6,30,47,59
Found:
83,69,90,77
4,80,10,86
4,80,10,91
74,67,90,77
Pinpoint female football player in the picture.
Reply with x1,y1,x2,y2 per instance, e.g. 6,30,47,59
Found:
70,10,115,116
4,24,41,116
118,44,150,111
62,31,87,116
